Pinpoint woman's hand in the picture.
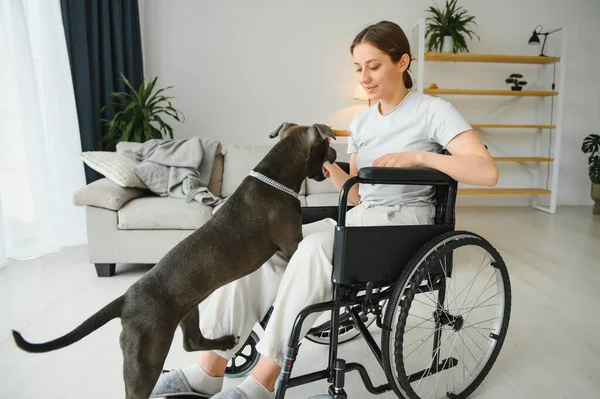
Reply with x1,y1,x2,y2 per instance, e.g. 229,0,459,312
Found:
323,161,336,178
373,152,422,168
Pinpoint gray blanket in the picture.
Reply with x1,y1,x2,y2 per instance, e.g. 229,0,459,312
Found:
124,137,224,206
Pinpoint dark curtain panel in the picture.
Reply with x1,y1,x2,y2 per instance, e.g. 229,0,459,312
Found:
60,0,144,183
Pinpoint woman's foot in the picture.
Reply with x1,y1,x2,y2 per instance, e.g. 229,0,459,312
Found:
150,352,228,397
211,355,280,399
211,376,274,399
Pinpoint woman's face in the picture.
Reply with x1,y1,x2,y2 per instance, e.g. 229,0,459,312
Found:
352,42,408,102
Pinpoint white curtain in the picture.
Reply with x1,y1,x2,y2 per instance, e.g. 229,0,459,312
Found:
0,0,87,266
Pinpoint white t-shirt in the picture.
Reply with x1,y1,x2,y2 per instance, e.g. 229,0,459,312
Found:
347,91,471,206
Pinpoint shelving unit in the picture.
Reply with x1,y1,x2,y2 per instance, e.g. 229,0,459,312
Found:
423,88,558,96
409,19,567,214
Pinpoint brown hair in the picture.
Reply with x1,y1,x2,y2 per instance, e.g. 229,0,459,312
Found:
350,20,413,89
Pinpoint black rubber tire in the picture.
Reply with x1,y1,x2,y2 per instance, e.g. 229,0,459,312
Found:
381,231,512,399
224,331,260,378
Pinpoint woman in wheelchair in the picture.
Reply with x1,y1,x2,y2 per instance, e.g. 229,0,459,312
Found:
152,21,509,399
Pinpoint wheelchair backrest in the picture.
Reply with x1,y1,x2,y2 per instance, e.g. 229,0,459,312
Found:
331,160,458,286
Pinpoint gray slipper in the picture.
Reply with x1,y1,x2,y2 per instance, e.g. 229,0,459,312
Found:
209,388,249,399
149,369,212,398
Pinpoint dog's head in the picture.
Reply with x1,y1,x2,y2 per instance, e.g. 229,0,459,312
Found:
270,122,337,181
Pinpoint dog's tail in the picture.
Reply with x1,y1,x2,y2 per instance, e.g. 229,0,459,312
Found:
12,296,124,353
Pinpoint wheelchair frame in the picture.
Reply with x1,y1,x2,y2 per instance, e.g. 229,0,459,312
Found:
275,165,460,399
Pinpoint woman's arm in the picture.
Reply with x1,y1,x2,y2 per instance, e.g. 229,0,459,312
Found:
422,130,498,186
373,130,499,187
323,153,361,205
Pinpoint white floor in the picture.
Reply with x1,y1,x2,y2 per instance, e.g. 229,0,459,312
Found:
1,206,599,399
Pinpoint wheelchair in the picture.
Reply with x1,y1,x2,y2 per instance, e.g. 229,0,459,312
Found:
225,163,512,398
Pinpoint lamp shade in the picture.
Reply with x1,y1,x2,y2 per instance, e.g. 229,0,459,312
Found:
528,31,540,45
353,83,369,101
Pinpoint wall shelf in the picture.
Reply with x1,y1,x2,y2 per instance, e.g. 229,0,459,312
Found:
494,157,553,162
336,125,556,135
416,53,561,65
423,88,558,97
472,124,556,129
459,188,552,195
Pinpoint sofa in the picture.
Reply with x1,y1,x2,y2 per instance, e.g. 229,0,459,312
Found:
73,140,350,277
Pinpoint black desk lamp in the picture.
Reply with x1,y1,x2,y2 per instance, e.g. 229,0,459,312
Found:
528,25,562,57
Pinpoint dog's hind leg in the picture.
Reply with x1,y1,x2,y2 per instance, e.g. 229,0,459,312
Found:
120,324,173,399
179,307,239,352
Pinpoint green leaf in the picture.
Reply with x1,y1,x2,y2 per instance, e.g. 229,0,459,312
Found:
99,75,182,144
589,155,600,184
582,134,600,154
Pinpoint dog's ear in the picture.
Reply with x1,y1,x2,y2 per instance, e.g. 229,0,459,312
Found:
311,124,337,141
269,122,298,140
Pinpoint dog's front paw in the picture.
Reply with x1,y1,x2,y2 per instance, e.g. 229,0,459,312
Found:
198,335,239,351
215,334,239,350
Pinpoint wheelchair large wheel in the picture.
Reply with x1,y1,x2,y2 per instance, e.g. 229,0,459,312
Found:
224,331,260,378
382,231,511,399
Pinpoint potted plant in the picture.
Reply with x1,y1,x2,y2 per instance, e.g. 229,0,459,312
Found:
582,133,600,214
425,0,480,53
101,74,184,149
505,73,528,91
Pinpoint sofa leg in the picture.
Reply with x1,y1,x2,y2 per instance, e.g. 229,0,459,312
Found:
95,263,116,277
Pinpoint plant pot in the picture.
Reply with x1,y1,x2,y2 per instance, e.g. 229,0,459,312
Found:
592,183,600,215
442,36,454,53
511,86,523,91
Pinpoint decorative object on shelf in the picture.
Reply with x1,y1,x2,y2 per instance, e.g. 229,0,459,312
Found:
528,25,563,57
425,0,480,53
101,74,184,149
581,133,600,214
429,83,439,89
505,73,527,91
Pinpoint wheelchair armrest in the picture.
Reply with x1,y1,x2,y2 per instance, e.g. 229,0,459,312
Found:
358,167,453,185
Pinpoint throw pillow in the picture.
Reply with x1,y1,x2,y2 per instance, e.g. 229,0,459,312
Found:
80,151,147,189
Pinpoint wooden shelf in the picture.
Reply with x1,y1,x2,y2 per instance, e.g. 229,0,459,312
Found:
494,157,553,162
458,188,551,195
424,88,558,96
337,125,556,135
417,53,560,64
472,124,556,129
333,129,350,137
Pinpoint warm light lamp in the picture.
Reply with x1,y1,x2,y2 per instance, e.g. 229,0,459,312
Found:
353,83,370,106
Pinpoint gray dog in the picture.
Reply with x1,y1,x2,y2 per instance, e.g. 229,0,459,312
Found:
12,122,337,399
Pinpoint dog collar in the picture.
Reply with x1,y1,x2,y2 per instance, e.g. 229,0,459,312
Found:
249,171,299,201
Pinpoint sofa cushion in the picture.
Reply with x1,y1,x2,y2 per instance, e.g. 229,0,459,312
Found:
116,141,225,198
73,178,149,211
80,151,148,188
305,142,350,195
222,144,306,197
117,196,212,230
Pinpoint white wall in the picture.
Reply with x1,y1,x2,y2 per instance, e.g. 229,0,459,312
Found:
140,0,600,206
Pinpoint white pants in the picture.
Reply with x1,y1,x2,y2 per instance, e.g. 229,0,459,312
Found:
199,203,435,367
